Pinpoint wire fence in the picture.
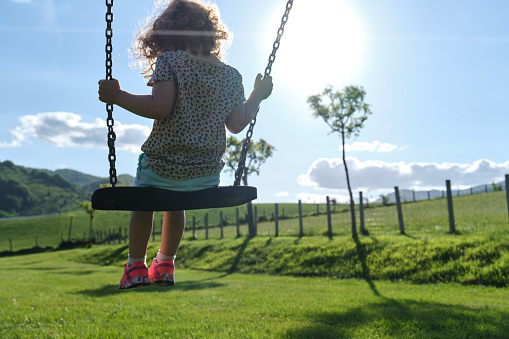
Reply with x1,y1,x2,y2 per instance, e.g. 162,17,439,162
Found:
1,177,509,253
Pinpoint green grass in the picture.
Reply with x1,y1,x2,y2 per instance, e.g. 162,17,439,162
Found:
2,191,507,252
1,191,508,337
75,235,509,287
1,249,508,338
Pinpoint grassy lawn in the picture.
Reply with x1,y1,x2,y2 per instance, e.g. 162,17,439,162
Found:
1,249,508,338
1,191,507,337
2,191,508,252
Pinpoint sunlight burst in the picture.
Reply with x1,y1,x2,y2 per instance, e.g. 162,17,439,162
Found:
267,0,366,95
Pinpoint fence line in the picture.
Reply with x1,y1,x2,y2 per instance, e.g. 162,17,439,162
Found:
2,177,509,253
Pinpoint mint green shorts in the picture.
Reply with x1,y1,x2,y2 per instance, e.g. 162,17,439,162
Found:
132,154,220,192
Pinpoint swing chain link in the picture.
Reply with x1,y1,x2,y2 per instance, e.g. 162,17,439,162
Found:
105,0,117,187
234,0,293,186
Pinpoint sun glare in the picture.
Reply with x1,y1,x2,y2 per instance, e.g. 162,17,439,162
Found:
266,0,366,95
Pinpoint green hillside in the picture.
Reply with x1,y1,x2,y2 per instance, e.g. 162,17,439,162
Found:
0,160,134,217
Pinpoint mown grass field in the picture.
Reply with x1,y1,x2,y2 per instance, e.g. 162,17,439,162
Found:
1,191,508,251
1,248,508,338
0,190,508,337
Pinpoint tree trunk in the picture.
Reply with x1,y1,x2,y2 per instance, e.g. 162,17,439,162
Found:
243,174,256,237
342,132,358,239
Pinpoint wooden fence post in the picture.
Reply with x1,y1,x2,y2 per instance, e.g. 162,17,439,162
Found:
359,191,365,234
192,216,196,240
9,239,12,252
254,206,258,233
326,196,332,237
394,187,405,234
505,174,509,223
220,212,224,239
205,213,209,239
118,227,122,244
446,180,456,233
298,200,303,237
275,203,279,237
236,208,240,238
412,190,416,202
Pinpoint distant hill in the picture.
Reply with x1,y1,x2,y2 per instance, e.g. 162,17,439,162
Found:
49,169,134,191
51,169,99,188
0,160,134,217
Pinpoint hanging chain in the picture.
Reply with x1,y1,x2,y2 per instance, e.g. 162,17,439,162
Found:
234,0,293,186
105,0,117,187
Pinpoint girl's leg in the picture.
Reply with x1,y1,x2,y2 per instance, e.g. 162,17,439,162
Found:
128,211,154,259
160,210,186,257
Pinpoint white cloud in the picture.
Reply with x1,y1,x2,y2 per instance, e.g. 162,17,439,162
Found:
298,156,509,190
0,112,150,153
341,140,398,153
377,143,398,153
275,191,289,198
12,0,31,3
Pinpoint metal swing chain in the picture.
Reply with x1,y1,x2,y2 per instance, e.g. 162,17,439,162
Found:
105,0,117,187
103,0,292,188
233,0,293,186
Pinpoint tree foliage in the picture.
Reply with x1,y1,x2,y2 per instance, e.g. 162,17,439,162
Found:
224,136,276,185
307,85,372,238
307,85,371,138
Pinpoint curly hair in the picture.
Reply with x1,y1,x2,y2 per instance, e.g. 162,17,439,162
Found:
133,0,230,78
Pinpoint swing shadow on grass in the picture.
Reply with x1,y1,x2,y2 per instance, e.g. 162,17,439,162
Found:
74,237,253,297
75,278,227,297
284,298,509,339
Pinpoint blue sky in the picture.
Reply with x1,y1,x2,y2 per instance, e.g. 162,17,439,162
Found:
1,0,508,203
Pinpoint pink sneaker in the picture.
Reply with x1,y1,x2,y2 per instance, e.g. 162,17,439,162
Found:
148,258,175,287
118,262,150,289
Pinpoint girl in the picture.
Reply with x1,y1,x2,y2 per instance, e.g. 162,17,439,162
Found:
98,0,273,289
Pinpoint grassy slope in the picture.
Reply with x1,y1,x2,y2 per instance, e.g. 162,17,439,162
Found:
78,234,509,287
1,250,508,338
1,191,508,286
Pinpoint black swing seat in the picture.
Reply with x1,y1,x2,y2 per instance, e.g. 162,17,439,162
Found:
91,185,257,211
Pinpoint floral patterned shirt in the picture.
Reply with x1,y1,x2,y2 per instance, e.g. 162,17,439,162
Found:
141,50,246,181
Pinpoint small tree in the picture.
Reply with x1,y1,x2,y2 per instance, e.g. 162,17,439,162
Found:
379,194,390,206
492,182,502,192
79,202,96,243
307,85,372,239
225,136,275,237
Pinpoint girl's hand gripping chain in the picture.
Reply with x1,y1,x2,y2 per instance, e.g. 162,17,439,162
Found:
253,74,273,101
98,79,121,105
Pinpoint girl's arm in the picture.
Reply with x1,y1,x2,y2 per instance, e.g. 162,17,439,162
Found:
226,74,273,134
98,79,177,120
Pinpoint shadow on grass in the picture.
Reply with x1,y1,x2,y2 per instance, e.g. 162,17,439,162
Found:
354,237,380,297
283,298,509,339
75,279,226,297
228,236,251,274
